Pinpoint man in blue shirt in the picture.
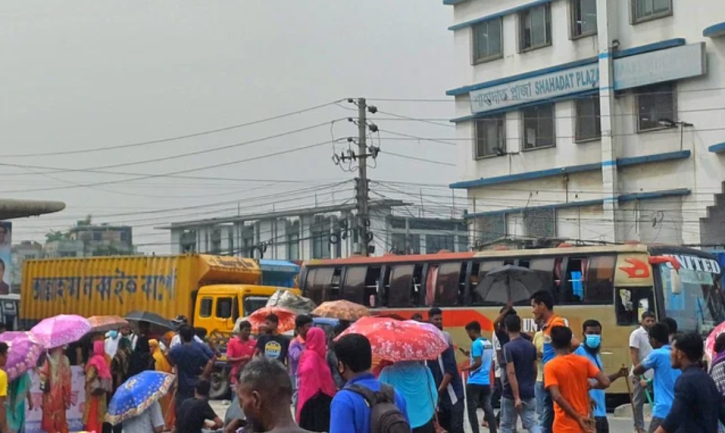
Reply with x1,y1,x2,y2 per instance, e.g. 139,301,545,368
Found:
633,323,681,433
167,325,214,414
500,314,539,433
329,334,409,433
654,331,725,433
427,345,465,433
573,319,629,433
463,320,497,433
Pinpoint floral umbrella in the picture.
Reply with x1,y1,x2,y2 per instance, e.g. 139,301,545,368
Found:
246,306,297,334
0,332,43,381
105,371,175,425
88,316,129,334
312,300,370,321
336,316,449,362
705,321,725,362
31,314,91,349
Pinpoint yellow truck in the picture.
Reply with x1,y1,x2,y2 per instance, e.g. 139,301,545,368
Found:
20,254,297,333
20,254,302,398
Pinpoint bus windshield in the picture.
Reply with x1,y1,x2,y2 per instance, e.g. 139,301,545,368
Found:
659,265,725,336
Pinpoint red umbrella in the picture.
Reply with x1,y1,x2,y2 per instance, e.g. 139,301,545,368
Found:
336,316,449,362
246,307,297,334
705,321,725,362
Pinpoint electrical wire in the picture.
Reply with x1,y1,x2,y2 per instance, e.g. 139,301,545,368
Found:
0,100,345,158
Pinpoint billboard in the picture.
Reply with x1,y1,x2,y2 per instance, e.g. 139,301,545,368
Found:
0,222,10,294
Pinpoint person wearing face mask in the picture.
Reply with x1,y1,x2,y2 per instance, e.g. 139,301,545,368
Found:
105,329,122,359
237,357,312,433
573,320,628,433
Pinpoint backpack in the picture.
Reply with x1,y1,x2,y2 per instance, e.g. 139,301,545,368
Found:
346,383,411,433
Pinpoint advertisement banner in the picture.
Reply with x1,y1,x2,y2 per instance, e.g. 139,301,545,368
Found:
0,222,11,294
26,366,86,433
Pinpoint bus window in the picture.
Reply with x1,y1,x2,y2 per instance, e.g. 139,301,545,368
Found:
434,262,461,306
330,268,343,301
309,267,334,305
471,261,504,305
365,266,382,307
388,265,414,307
530,258,556,290
342,266,367,305
562,256,615,305
616,287,654,326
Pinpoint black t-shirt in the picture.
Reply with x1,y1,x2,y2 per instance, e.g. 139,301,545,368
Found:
501,337,537,400
255,334,291,364
176,398,217,433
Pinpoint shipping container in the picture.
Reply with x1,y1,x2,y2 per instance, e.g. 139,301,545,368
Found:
20,254,261,325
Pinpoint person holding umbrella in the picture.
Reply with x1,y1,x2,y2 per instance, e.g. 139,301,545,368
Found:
105,371,175,433
379,361,438,432
39,347,72,433
84,340,112,433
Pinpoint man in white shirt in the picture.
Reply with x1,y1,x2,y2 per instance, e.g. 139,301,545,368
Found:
629,311,656,433
169,315,205,348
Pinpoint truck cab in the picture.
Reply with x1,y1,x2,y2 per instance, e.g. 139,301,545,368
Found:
194,284,301,399
193,284,301,336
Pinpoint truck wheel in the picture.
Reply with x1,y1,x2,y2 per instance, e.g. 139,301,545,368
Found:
210,372,230,400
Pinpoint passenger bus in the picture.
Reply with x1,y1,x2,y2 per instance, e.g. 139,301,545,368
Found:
299,244,725,404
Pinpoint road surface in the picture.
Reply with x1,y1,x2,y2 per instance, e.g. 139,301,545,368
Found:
211,399,643,432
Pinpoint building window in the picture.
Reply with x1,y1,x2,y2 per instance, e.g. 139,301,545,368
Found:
520,4,551,52
426,235,455,254
637,83,675,132
473,18,503,63
632,0,672,23
571,0,597,37
575,95,601,142
523,208,556,238
522,104,555,149
474,116,506,158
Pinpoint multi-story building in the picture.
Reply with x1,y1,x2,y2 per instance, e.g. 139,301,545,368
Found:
157,200,467,260
44,224,135,258
446,0,725,246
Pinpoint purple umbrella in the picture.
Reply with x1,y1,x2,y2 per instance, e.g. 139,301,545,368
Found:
0,332,44,381
31,314,91,349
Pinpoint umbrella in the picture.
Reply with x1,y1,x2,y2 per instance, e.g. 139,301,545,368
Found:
31,314,91,349
705,321,725,362
246,306,297,334
475,265,544,304
88,316,129,333
105,371,175,425
312,300,370,321
336,316,449,362
124,311,174,335
0,332,43,381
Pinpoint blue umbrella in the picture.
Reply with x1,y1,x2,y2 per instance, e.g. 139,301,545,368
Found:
105,371,175,425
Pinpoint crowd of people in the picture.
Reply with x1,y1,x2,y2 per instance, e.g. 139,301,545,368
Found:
2,292,725,433
223,290,725,433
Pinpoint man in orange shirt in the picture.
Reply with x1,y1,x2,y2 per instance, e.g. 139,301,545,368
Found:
530,290,571,433
544,326,610,433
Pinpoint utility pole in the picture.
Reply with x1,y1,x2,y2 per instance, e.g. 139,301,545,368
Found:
357,98,370,256
332,97,379,257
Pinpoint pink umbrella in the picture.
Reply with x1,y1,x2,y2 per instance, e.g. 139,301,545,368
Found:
0,332,43,381
336,316,449,362
31,314,91,349
706,322,725,362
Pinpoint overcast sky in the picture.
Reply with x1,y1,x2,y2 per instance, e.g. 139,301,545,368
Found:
0,1,457,253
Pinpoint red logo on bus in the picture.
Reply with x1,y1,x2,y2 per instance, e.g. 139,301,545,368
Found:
619,258,650,278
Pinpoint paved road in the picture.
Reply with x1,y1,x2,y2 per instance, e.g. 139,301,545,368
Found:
211,399,641,432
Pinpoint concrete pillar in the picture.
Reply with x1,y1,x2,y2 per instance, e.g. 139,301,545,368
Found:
597,0,619,242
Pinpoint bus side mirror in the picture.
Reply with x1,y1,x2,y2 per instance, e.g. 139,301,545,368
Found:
671,269,683,295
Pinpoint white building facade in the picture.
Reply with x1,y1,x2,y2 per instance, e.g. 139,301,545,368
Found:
158,201,467,260
446,0,725,247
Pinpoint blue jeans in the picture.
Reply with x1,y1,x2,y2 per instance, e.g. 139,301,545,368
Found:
535,381,545,418
540,385,554,433
500,397,540,433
